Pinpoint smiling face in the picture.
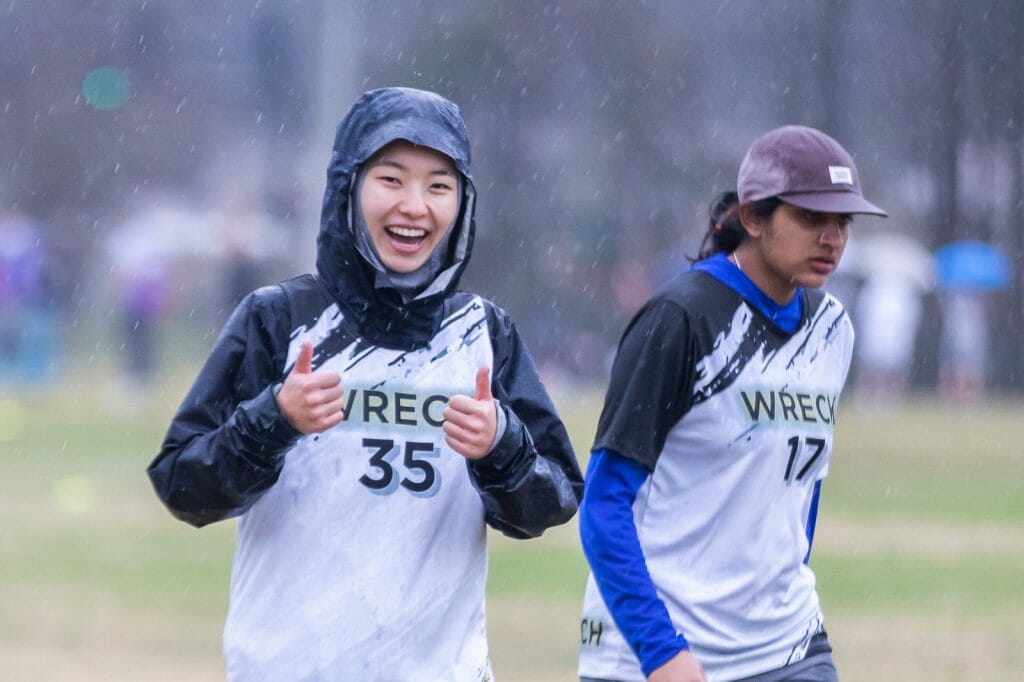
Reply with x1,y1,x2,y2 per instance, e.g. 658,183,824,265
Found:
358,141,460,274
737,201,851,303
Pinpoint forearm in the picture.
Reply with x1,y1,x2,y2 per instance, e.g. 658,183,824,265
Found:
581,449,689,675
148,385,301,526
474,307,583,537
469,403,581,538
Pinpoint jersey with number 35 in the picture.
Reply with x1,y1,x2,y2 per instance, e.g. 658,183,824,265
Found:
149,276,582,682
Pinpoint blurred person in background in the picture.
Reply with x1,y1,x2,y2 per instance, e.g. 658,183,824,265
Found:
219,199,267,313
107,213,173,392
0,208,60,388
853,272,923,405
578,126,886,682
937,289,988,404
212,191,289,323
932,240,1012,405
118,260,170,389
147,87,582,680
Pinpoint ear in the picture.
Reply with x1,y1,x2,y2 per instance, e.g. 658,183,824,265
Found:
738,202,765,239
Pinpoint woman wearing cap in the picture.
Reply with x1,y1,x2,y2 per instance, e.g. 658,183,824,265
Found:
577,126,886,682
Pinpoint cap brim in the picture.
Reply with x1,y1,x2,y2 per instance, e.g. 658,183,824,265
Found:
780,191,888,217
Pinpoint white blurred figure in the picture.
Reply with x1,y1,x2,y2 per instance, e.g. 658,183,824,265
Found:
854,273,923,406
938,290,988,404
106,206,175,399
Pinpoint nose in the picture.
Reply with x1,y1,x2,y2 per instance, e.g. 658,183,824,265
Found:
397,186,428,218
819,221,846,248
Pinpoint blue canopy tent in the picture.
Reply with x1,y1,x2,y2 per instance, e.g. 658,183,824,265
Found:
934,240,1013,291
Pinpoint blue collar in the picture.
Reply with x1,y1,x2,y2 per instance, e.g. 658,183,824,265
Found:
690,252,804,333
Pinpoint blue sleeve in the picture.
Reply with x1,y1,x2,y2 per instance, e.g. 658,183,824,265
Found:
803,479,822,564
579,448,689,675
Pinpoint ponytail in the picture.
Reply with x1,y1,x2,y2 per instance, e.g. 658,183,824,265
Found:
695,191,782,261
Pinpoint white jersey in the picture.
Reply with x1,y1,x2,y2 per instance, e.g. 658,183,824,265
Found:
225,297,494,681
148,88,582,682
579,271,853,681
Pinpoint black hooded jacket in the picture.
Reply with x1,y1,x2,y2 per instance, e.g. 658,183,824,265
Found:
147,88,582,538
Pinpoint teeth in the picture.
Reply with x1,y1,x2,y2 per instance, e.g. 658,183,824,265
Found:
387,226,427,238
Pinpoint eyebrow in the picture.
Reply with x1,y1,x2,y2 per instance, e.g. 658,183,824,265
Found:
373,158,455,176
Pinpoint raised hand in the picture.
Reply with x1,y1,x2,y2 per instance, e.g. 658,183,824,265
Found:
442,366,498,460
275,341,345,434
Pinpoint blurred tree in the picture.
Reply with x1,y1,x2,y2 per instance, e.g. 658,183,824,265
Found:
2,0,1022,387
933,2,964,248
990,0,1024,391
1012,2,1024,391
253,9,306,138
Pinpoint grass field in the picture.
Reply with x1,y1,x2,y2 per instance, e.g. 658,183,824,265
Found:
1,370,1022,681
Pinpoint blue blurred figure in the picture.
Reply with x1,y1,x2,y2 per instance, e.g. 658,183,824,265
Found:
0,208,59,388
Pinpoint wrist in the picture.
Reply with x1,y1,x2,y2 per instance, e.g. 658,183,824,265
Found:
485,399,507,454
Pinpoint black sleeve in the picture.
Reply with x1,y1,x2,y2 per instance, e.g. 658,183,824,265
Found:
467,305,584,539
146,286,303,527
592,298,696,471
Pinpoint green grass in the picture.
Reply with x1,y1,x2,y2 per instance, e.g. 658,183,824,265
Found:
488,535,588,601
816,551,1024,613
1,377,1023,680
826,401,1024,523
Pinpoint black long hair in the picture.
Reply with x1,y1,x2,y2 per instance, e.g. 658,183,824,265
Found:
695,191,781,260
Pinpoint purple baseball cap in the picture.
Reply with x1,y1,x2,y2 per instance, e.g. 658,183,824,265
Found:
737,125,887,217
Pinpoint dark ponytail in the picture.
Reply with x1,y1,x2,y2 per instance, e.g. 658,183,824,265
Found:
695,191,782,260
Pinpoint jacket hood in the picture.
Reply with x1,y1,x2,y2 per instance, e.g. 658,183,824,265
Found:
316,87,476,348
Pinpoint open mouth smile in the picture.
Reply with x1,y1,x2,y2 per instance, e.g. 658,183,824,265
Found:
385,226,429,250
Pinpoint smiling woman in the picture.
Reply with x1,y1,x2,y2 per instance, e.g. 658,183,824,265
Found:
356,141,461,274
145,86,582,681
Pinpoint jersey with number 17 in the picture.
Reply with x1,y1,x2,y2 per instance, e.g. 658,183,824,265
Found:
579,270,854,682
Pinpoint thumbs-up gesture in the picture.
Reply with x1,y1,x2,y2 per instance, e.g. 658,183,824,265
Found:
443,366,498,460
276,341,345,434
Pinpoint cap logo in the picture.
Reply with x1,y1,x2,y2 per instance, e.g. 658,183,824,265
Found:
828,165,853,185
